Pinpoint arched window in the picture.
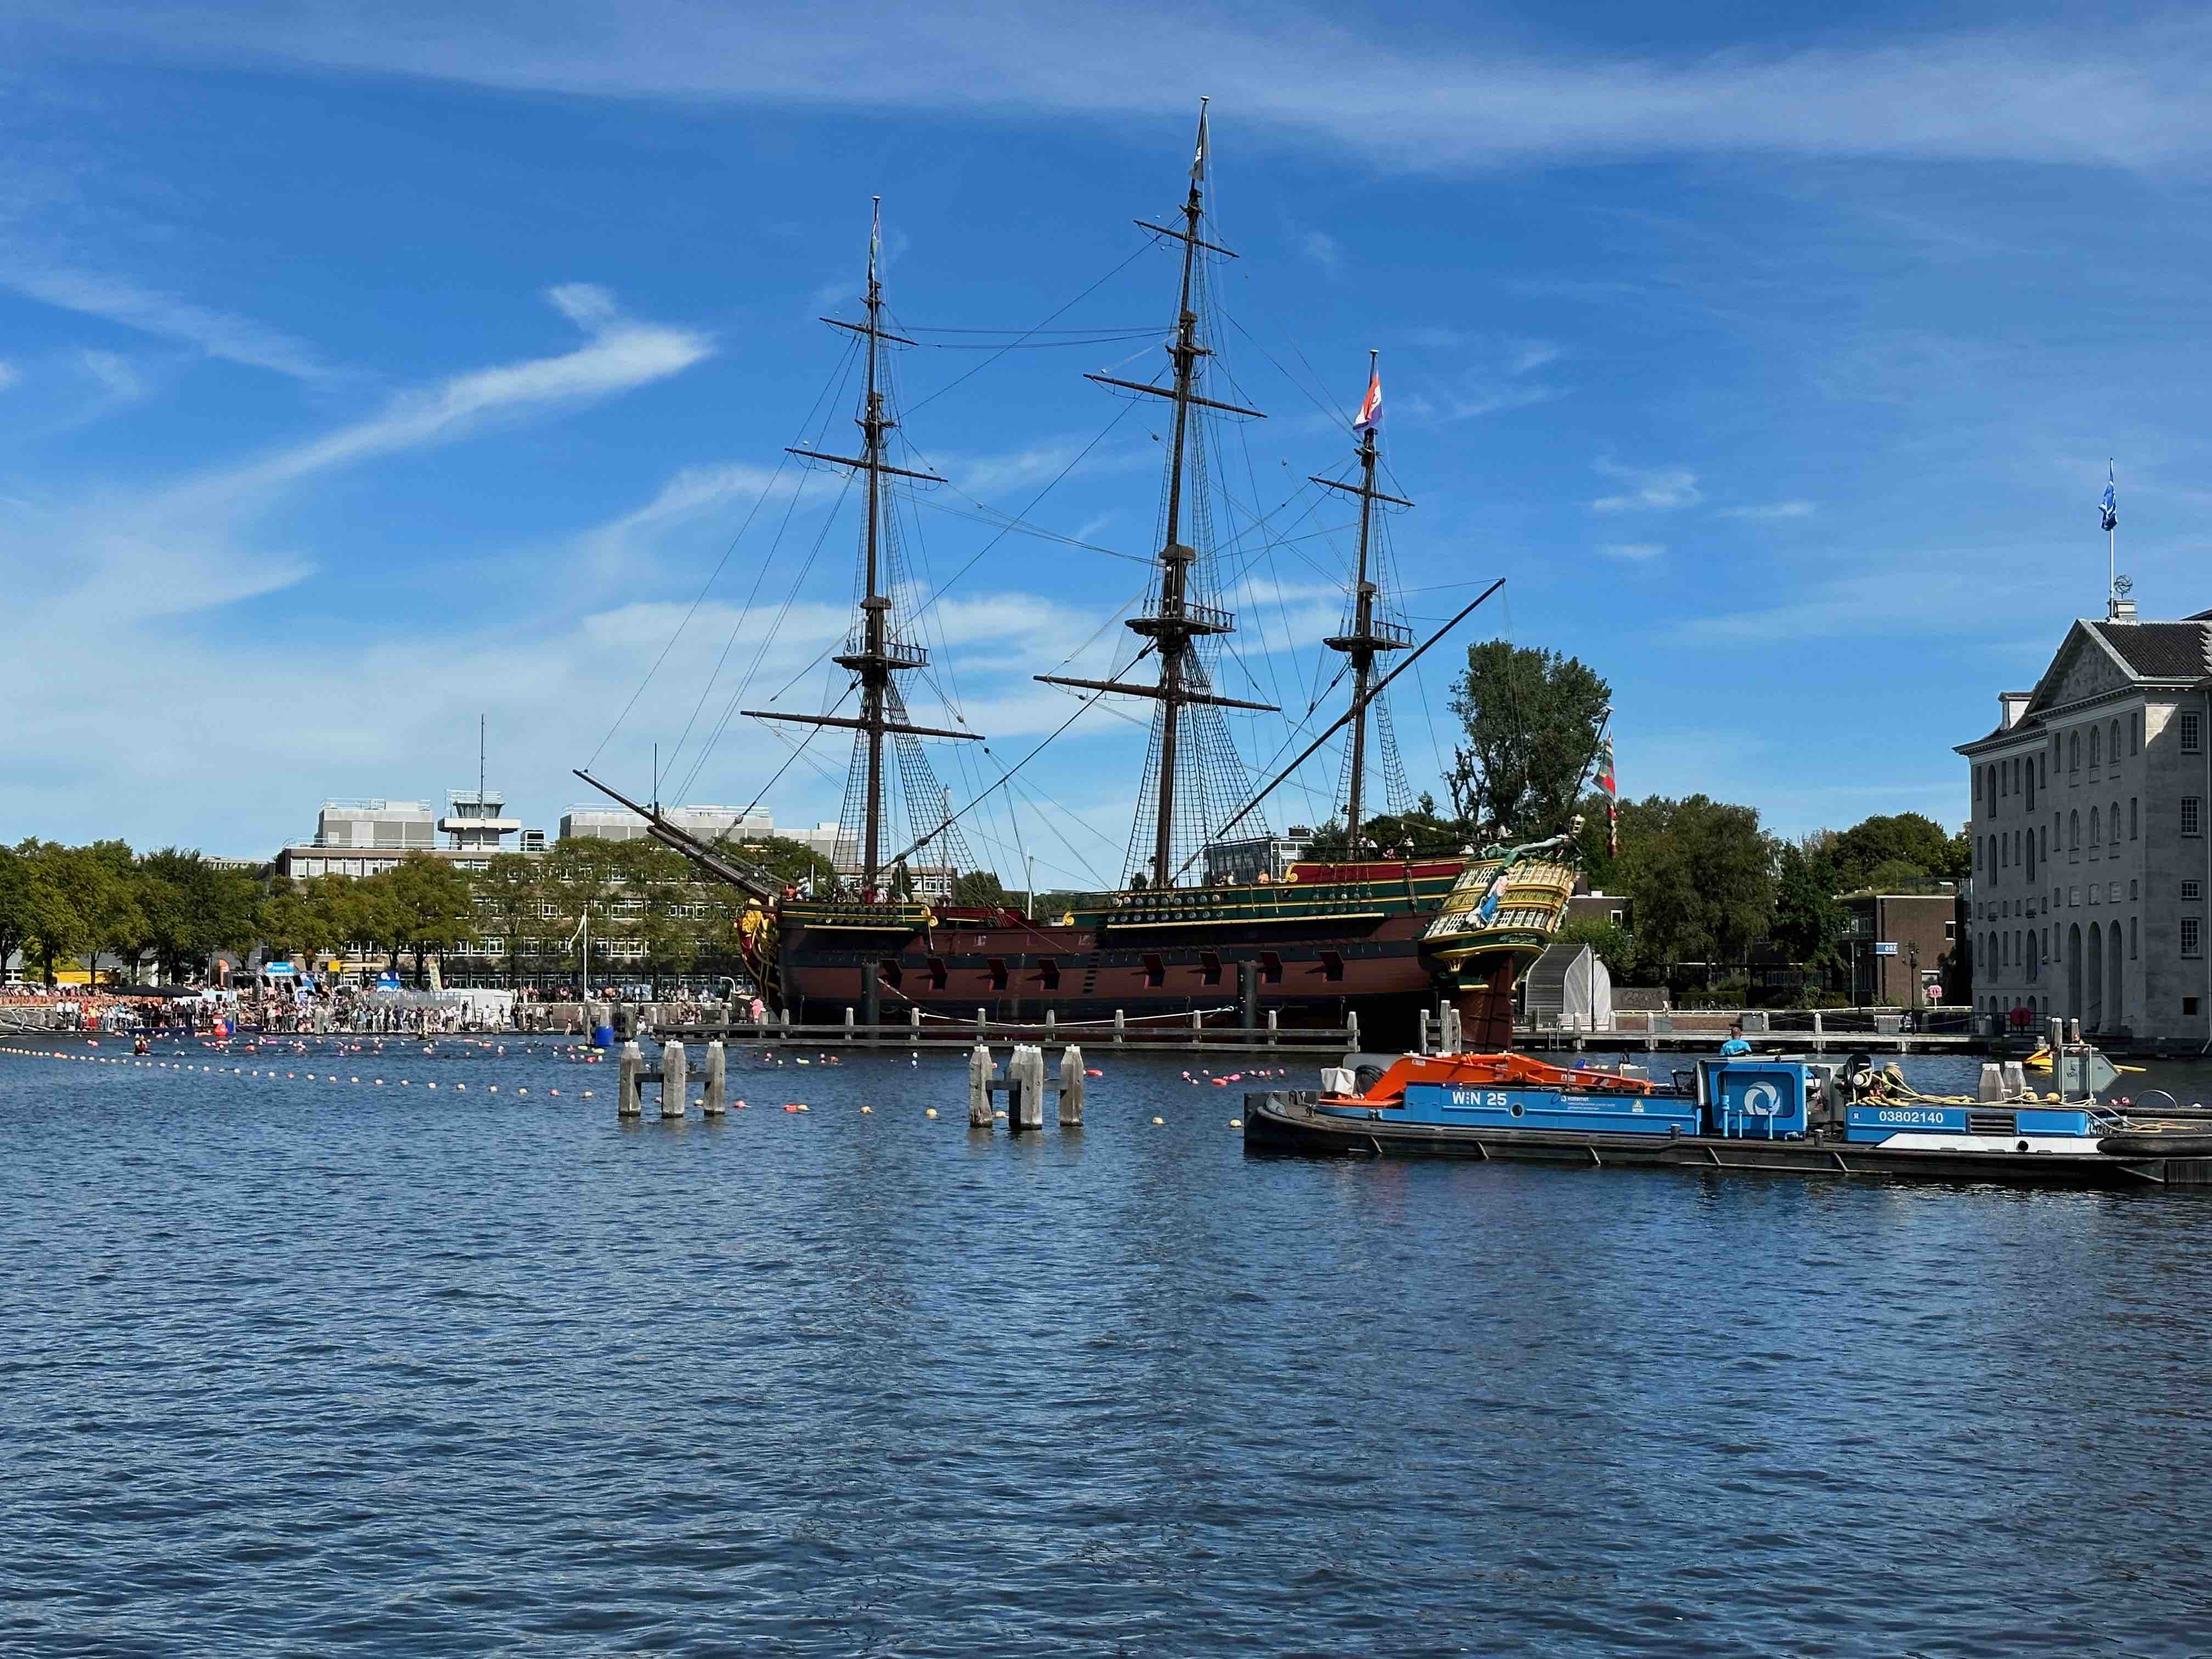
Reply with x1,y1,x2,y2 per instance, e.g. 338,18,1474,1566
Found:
2090,726,2102,769
2026,765,2035,810
2070,731,2080,772
2111,719,2121,763
2027,835,2036,881
2000,836,2008,867
2130,797,2138,839
2090,807,2102,847
2069,810,2081,851
2111,800,2120,846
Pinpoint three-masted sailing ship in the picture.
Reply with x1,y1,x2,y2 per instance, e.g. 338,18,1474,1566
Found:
579,107,1581,1044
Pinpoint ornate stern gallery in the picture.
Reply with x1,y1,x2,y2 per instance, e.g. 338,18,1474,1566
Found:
1958,589,2212,1042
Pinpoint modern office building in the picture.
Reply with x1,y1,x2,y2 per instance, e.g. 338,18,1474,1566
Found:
1957,596,2212,1040
558,804,774,843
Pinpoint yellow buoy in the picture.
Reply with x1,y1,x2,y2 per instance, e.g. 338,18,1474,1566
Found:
1152,1116,1164,1126
925,1107,939,1119
1229,1119,1243,1128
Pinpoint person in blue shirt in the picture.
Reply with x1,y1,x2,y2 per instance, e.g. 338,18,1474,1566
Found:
1718,1023,1753,1057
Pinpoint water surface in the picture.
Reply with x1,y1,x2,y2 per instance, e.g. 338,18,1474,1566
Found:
4,1035,2209,1655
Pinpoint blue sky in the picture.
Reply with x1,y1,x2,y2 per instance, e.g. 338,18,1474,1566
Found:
5,3,2210,889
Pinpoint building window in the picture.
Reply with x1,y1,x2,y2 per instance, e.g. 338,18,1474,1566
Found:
2109,719,2121,764
2090,807,2101,849
2132,917,2140,960
2069,731,2080,774
2132,879,2140,900
1944,921,1955,940
2186,881,2203,901
2090,726,2101,771
2187,997,2201,1017
2186,918,2203,959
2069,810,2080,855
1973,767,1983,802
2026,765,2035,810
2187,798,2203,837
2070,887,2081,907
2131,797,2139,840
2185,712,2203,753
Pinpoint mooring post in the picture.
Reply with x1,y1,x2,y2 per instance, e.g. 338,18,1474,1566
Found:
1812,1010,1825,1053
1267,1009,1278,1048
1418,1008,1431,1056
968,1045,996,1126
844,1006,855,1045
864,968,881,1034
1114,1009,1125,1047
1058,1043,1086,1127
1190,1009,1203,1045
1044,1007,1056,1039
660,1040,687,1120
1239,959,1260,1034
910,1008,922,1045
975,1007,988,1041
618,1040,644,1118
1346,1010,1359,1051
701,1040,726,1115
1008,1045,1045,1132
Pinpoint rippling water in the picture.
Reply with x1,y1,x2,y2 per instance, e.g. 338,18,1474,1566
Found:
5,1033,2211,1655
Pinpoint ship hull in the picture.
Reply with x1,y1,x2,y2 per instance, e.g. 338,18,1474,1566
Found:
779,910,1444,1045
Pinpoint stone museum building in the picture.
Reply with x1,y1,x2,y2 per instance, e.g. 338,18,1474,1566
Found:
1958,599,2212,1041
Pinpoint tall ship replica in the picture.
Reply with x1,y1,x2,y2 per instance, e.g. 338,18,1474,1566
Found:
580,108,1586,1043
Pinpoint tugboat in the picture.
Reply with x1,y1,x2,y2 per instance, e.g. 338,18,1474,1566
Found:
1243,1028,2212,1188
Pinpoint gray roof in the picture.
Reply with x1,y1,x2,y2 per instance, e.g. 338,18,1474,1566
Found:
2087,620,2209,679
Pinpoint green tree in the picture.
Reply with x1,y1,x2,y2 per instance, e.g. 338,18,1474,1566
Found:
1613,794,1776,974
1769,837,1847,972
953,868,1008,907
1303,794,1469,860
475,854,545,986
718,833,836,893
138,848,259,982
383,854,478,986
1827,813,1968,889
1446,641,1612,843
0,845,37,983
1558,915,1639,978
16,840,89,987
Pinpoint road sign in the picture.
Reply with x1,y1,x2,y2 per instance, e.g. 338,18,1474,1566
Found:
1872,941,1899,957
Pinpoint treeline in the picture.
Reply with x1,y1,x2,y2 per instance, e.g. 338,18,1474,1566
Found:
0,833,853,991
1562,803,1970,1000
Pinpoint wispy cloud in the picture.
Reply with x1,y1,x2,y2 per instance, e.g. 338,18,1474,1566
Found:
1592,459,1700,513
1299,230,1343,278
0,263,337,381
0,359,17,392
34,4,2212,171
1600,542,1664,561
1721,499,1816,521
177,285,710,509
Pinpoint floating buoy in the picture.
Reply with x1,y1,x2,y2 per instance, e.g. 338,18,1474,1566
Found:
1085,1068,1102,1077
926,1107,939,1119
1151,1116,1165,1125
582,1090,594,1098
860,1104,872,1113
1229,1119,1243,1128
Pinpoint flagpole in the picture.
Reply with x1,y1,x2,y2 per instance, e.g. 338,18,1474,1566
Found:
2108,458,2116,612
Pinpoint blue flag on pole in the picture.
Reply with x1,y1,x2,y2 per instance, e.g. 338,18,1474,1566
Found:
2101,467,2118,533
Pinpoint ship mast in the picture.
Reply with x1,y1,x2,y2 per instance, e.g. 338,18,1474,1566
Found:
1036,99,1278,888
747,198,980,895
1313,349,1412,858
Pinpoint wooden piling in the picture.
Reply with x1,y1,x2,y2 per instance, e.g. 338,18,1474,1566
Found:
1058,1043,1086,1127
1008,1045,1046,1131
661,1040,687,1120
1114,1009,1125,1046
701,1040,726,1115
617,1041,644,1117
968,1045,995,1126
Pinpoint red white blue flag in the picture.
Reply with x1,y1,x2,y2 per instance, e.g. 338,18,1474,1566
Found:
1355,364,1383,432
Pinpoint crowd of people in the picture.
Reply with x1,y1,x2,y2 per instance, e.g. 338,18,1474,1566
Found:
2,980,745,1035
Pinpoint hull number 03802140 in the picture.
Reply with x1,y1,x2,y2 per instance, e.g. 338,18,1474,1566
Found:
1874,1108,1952,1126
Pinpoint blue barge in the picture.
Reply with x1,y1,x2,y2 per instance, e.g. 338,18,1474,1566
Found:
1242,1047,2212,1188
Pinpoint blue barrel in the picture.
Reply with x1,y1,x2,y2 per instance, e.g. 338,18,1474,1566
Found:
591,1023,614,1049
